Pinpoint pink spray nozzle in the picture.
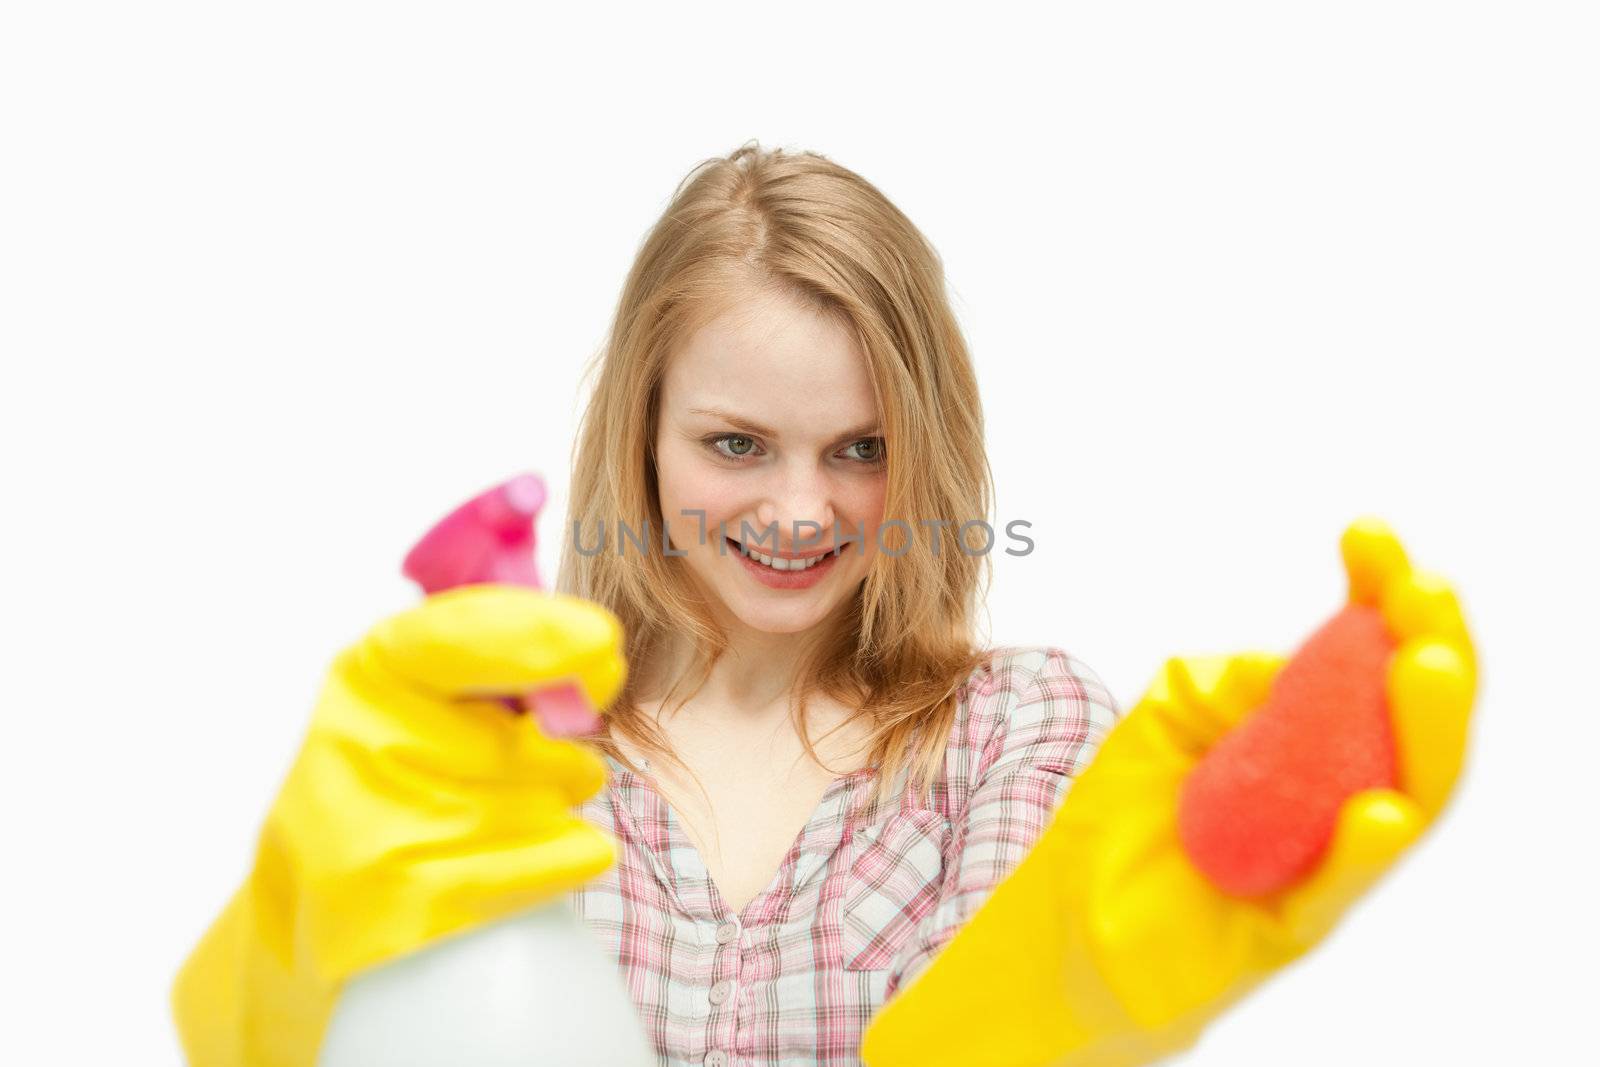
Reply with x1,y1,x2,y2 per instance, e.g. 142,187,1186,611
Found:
399,473,604,740
401,473,548,594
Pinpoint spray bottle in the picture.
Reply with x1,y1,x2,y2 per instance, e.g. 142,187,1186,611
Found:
315,474,654,1067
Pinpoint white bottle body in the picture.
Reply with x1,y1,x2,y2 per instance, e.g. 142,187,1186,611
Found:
317,899,655,1067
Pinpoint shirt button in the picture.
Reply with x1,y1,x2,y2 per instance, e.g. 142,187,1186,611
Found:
709,978,735,1005
704,1051,729,1067
715,919,741,945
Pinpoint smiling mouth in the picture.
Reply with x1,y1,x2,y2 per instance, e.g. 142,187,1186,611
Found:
726,537,843,571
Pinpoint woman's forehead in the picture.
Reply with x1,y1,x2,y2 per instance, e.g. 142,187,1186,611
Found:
679,288,856,366
663,292,878,433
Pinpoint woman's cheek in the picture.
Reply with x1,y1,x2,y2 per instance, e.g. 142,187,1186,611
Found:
661,465,745,550
842,477,888,547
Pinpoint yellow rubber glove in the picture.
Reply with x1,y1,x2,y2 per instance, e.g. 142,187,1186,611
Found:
170,584,628,1067
860,517,1477,1067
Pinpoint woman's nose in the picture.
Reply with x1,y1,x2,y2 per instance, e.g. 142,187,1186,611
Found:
755,466,836,547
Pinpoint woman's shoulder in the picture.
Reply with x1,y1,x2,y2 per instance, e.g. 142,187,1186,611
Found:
958,644,1119,718
944,645,1122,771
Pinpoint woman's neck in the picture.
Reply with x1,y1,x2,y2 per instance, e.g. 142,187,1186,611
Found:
617,607,873,782
637,612,839,729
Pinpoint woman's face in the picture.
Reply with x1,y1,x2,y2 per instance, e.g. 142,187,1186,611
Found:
653,286,886,637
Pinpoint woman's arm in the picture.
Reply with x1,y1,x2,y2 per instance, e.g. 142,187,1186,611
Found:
170,586,629,1066
883,648,1123,1001
860,519,1477,1067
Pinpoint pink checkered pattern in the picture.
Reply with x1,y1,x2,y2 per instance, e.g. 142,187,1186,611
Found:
569,646,1122,1066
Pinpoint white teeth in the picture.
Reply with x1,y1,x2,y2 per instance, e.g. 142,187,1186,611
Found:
736,541,836,571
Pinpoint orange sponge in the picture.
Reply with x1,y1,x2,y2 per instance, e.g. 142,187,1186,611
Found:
1177,603,1399,897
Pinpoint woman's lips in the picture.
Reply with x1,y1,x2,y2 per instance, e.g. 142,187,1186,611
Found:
726,537,840,589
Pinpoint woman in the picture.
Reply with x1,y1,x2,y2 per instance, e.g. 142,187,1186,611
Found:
171,143,1476,1067
555,142,1120,1063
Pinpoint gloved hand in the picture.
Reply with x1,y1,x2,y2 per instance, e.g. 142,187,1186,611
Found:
860,517,1478,1067
170,585,627,1067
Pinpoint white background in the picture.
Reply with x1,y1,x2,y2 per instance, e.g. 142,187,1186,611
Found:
3,2,1596,1063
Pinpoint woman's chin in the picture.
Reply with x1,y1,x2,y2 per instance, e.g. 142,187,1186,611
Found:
728,604,831,636
714,585,843,636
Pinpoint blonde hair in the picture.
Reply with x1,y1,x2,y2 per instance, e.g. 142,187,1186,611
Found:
556,141,995,818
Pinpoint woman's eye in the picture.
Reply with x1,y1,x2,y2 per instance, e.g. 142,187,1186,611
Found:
844,437,885,463
710,434,759,460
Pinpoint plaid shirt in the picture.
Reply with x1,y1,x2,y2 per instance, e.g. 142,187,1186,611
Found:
568,646,1122,1066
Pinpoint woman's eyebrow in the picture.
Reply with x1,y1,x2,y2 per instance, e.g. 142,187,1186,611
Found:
833,422,882,441
687,407,880,442
688,407,777,437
